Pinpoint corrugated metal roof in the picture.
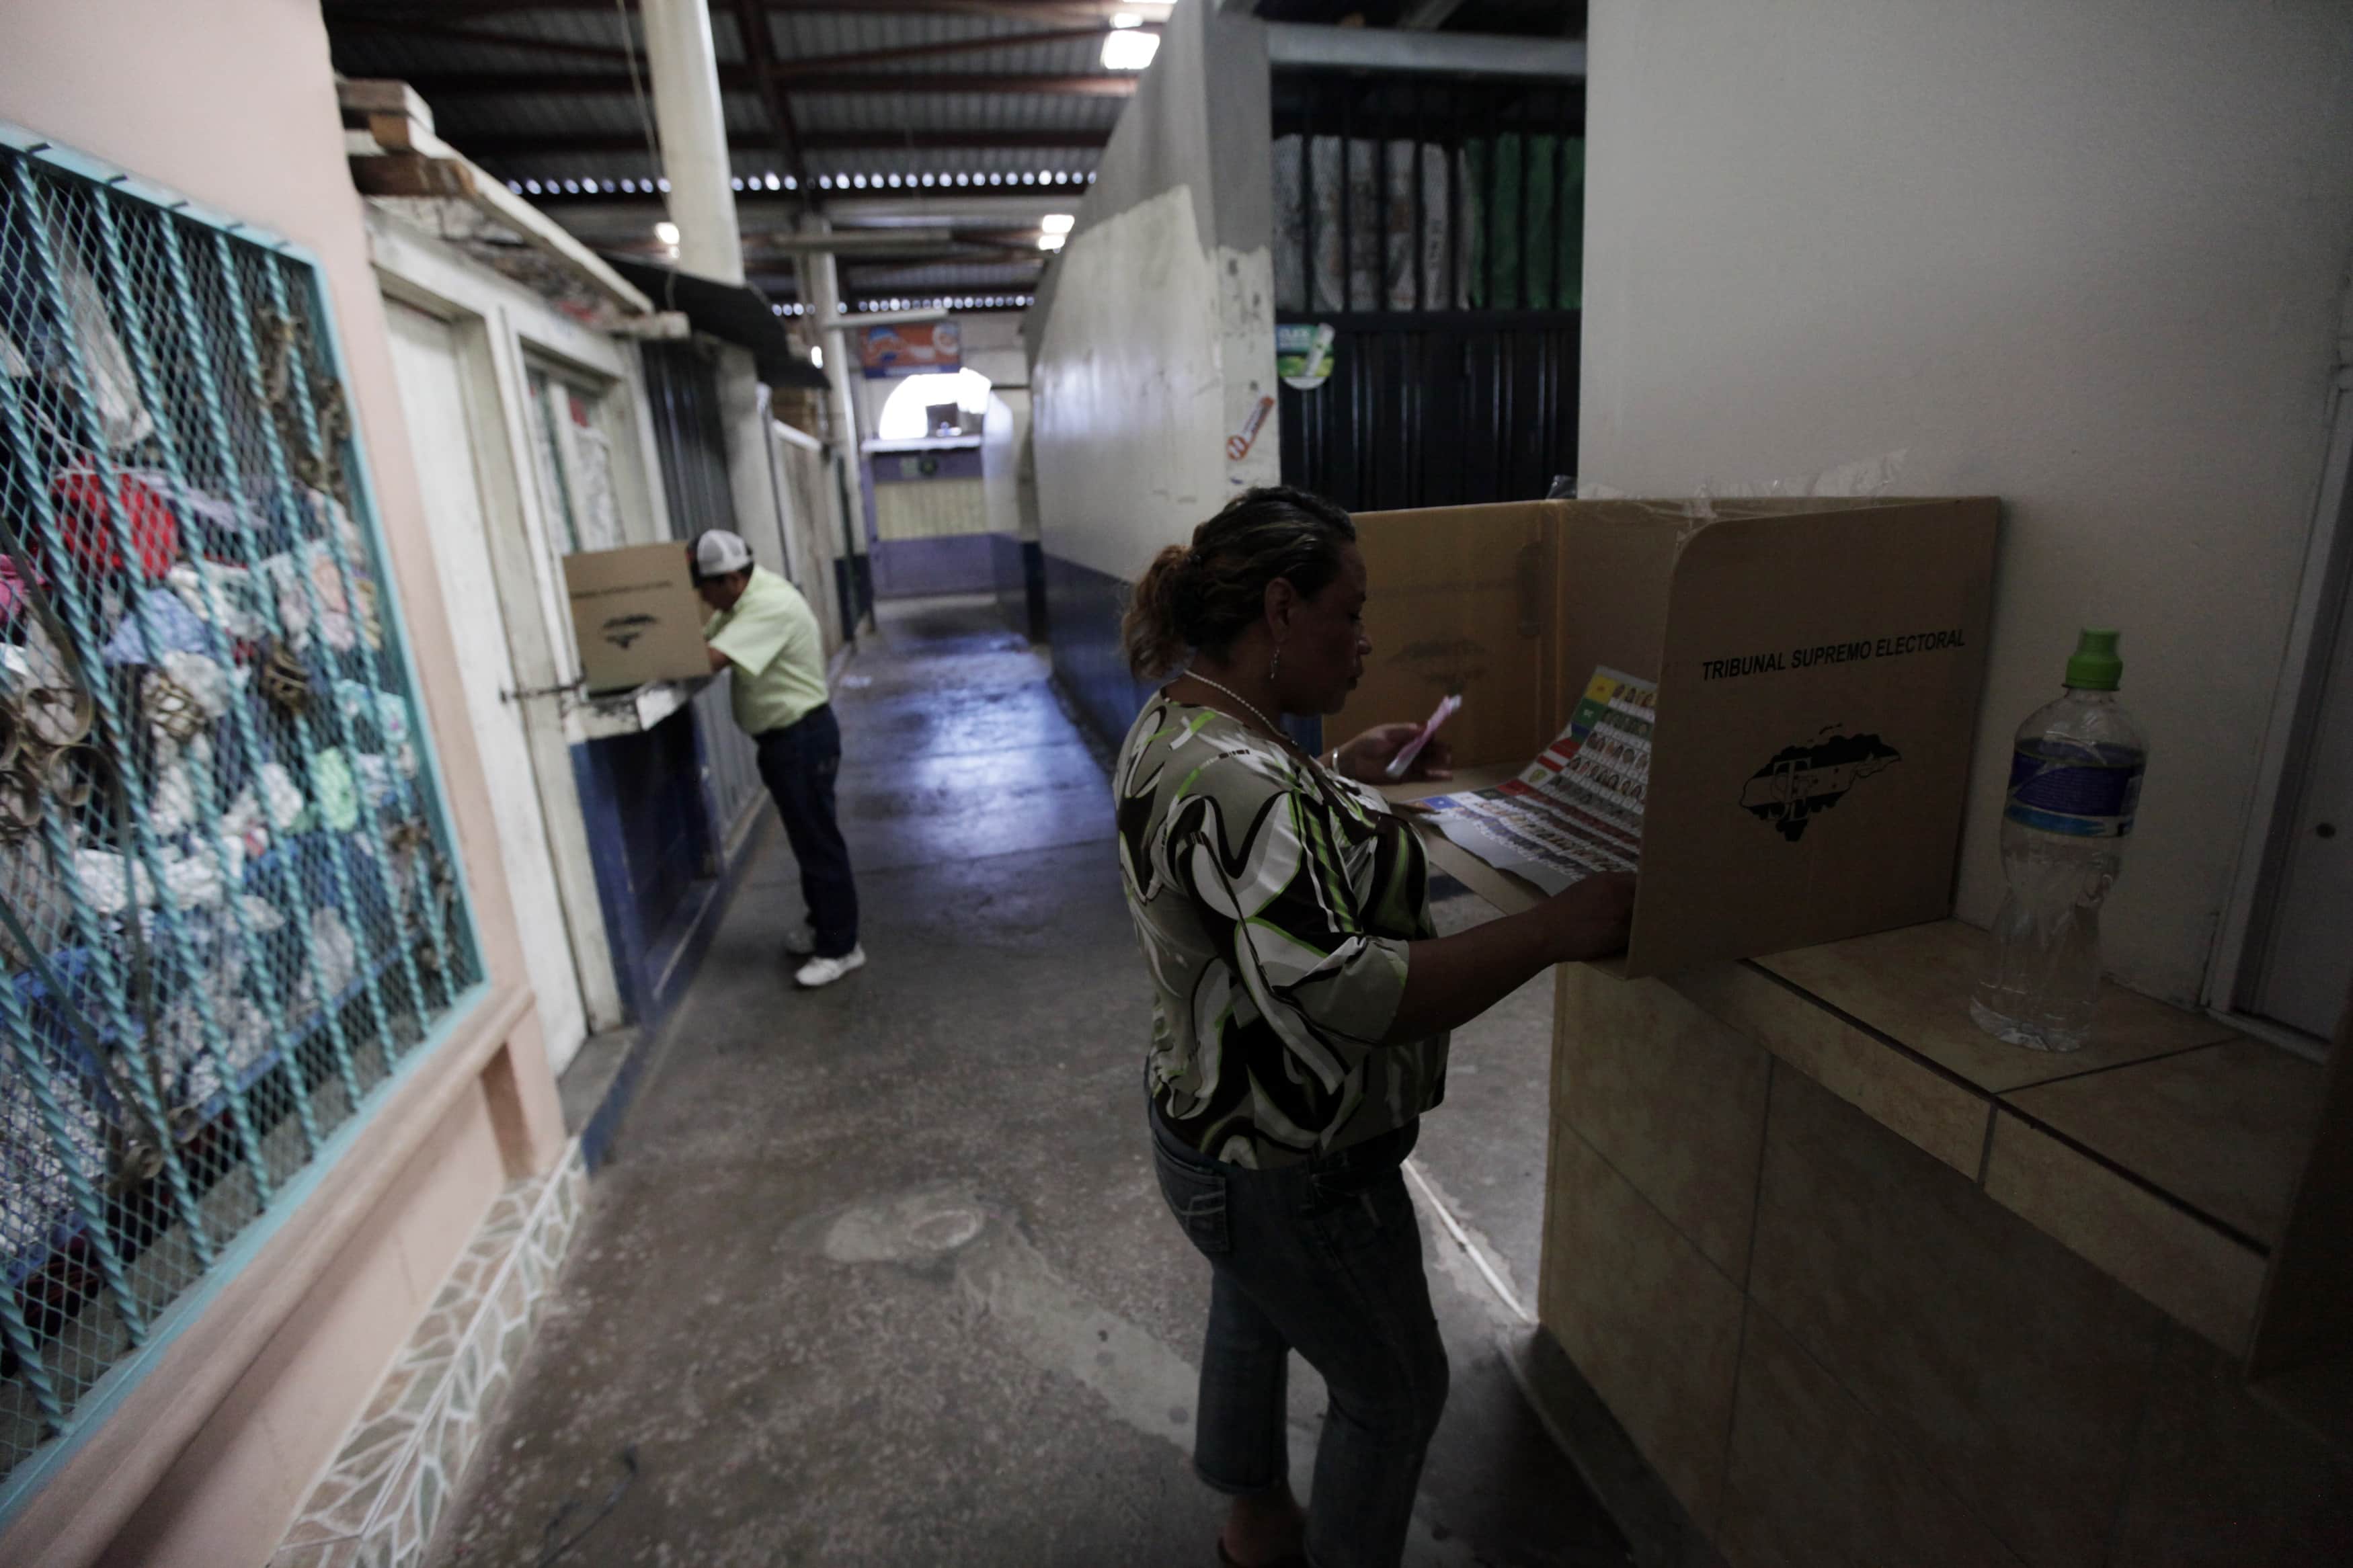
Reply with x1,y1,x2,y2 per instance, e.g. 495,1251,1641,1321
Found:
708,9,746,66
440,93,655,143
436,7,643,54
475,150,1101,197
793,90,1122,136
333,34,586,79
799,151,1101,183
723,91,771,134
841,260,1045,291
766,10,1110,77
322,1,1142,271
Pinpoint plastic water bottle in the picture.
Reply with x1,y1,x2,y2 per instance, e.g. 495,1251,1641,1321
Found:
1970,630,2148,1053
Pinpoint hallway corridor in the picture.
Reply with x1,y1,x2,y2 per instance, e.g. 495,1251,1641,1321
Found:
427,597,1628,1568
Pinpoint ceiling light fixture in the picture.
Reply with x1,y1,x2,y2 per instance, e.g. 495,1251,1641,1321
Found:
1041,213,1074,235
1037,233,1066,252
1103,16,1158,72
655,220,681,246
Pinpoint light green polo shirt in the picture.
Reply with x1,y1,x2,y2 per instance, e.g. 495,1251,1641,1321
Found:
704,566,829,736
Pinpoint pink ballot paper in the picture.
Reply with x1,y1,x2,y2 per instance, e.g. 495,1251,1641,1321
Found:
1384,693,1463,780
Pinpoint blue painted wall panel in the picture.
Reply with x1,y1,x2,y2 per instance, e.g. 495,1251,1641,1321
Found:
871,533,996,599
1042,550,1152,750
990,534,1047,643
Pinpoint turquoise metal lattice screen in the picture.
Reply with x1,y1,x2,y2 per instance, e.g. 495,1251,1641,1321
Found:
0,127,481,1491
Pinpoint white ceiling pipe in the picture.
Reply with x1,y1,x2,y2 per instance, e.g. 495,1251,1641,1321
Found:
641,0,744,284
822,308,952,332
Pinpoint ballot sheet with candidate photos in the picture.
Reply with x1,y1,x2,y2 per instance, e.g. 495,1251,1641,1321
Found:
1417,667,1655,894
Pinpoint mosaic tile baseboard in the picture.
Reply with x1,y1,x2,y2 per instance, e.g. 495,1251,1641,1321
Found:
270,1142,589,1568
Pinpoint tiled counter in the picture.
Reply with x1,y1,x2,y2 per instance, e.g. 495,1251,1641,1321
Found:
1540,922,2350,1567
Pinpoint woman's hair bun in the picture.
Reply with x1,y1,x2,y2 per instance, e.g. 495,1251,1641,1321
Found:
1119,487,1355,679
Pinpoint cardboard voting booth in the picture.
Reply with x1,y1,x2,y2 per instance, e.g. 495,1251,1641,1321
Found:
1337,497,1999,977
563,542,715,693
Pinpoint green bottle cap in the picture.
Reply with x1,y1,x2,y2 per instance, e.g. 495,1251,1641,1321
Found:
2065,628,2122,691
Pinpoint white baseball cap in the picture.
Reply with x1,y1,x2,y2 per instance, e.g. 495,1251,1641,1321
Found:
693,529,754,577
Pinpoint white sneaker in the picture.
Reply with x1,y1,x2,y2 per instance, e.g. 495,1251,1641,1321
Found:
794,946,866,989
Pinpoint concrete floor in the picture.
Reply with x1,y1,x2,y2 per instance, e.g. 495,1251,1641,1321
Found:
426,595,1632,1568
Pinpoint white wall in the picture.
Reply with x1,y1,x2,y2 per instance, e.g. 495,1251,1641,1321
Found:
1036,188,1279,578
958,310,1030,390
715,343,793,575
368,211,649,1045
1581,0,2353,1004
1030,0,1279,584
982,389,1033,540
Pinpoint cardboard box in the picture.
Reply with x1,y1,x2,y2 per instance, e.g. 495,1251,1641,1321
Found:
1339,497,1999,977
562,542,713,693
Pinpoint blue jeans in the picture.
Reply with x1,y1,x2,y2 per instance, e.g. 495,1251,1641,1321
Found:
1150,1109,1448,1568
754,704,859,958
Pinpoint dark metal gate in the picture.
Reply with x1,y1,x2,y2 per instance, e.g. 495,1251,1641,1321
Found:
639,341,737,539
1271,70,1583,512
1279,310,1579,512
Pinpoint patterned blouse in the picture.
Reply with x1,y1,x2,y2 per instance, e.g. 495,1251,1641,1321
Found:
1115,696,1446,1169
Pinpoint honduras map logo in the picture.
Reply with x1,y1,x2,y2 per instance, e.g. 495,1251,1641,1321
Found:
1740,729,1901,841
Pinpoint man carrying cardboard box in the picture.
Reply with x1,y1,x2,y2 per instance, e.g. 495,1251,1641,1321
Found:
693,529,865,987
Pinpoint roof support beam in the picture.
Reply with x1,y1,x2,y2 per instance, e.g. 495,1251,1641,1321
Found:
1264,24,1587,80
331,15,637,63
748,229,957,253
329,11,1160,73
403,70,1138,97
769,23,1156,73
1398,0,1471,28
331,1,1168,17
729,0,807,194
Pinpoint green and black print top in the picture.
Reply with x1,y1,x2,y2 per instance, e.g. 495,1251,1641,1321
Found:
1116,696,1445,1169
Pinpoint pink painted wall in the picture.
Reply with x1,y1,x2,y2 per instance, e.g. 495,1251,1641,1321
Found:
96,1085,508,1568
0,3,567,1563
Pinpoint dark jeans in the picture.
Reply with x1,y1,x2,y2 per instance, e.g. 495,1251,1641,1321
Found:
1150,1109,1448,1568
754,704,858,958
